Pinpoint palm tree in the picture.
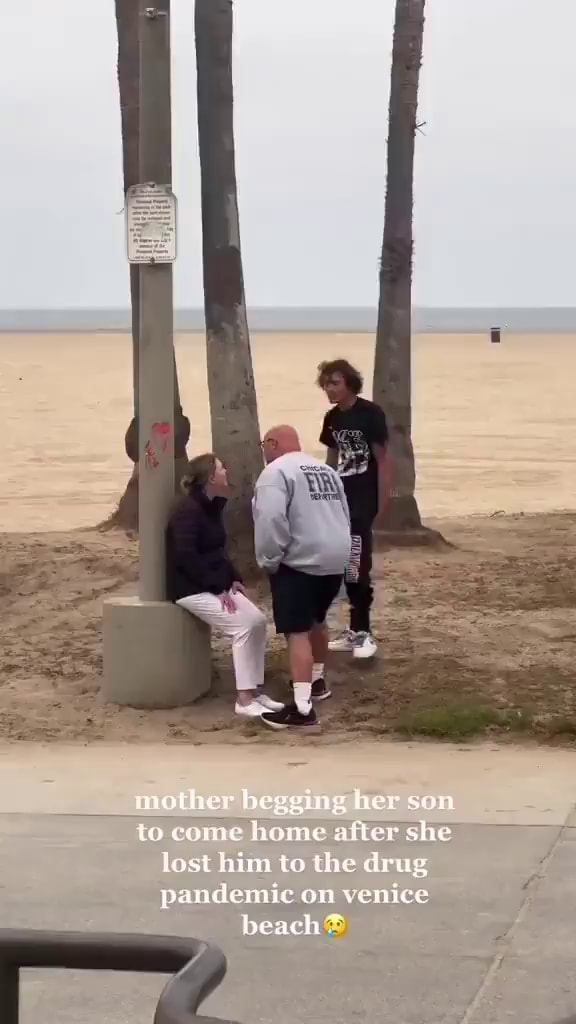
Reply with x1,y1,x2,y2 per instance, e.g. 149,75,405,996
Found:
108,0,190,532
195,0,263,572
373,0,426,533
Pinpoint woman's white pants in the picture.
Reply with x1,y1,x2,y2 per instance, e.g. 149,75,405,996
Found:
176,592,267,691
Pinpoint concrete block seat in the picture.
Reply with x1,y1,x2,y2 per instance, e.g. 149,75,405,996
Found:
102,597,211,709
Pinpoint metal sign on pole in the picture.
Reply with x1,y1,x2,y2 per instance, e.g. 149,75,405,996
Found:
133,1,176,603
126,182,177,264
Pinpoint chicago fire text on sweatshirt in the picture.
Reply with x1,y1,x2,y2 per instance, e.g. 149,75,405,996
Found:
252,451,351,575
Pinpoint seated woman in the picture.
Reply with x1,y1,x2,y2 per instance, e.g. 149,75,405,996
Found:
165,453,284,720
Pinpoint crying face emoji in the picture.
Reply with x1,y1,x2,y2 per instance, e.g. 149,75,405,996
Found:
323,913,347,938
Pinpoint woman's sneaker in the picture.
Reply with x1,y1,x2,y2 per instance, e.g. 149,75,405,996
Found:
256,692,286,712
353,632,378,659
261,704,319,731
328,629,358,652
235,699,265,719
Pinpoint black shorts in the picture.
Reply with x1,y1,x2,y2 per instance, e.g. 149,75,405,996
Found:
269,564,343,635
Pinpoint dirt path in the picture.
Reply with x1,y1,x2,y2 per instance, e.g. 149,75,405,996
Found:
1,513,575,745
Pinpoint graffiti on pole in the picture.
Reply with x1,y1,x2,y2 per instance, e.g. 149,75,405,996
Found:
152,421,171,452
144,423,171,471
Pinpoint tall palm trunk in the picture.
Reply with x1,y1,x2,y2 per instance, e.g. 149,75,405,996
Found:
373,0,425,532
195,0,263,573
108,0,190,532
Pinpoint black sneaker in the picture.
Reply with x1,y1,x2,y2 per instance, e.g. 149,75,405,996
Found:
311,678,332,702
289,679,332,702
261,704,319,731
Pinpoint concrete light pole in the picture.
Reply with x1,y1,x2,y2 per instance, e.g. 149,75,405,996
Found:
102,1,210,709
136,3,175,601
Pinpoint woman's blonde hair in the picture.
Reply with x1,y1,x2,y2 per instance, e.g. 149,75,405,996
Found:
180,453,217,495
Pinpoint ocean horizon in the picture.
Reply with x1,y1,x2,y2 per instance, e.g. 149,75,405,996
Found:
2,306,576,334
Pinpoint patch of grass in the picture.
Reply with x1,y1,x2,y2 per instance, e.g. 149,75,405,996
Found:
396,704,535,741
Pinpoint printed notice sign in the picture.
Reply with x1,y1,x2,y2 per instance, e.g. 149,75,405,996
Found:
126,184,177,264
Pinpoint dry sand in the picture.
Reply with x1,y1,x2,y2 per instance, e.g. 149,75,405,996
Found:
1,513,575,745
1,331,575,745
1,331,576,530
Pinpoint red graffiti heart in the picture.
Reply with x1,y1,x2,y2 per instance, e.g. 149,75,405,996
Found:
152,422,171,453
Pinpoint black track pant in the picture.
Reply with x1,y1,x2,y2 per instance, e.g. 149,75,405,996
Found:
345,518,374,634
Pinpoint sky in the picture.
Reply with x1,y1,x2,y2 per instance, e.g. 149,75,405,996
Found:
1,0,575,310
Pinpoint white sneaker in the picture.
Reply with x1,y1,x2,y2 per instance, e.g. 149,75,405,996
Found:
256,692,286,712
328,630,358,653
353,632,378,660
235,700,265,719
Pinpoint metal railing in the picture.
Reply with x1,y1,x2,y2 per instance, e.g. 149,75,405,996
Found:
0,929,240,1024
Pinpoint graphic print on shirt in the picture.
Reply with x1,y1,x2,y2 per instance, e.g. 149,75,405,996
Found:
331,428,370,477
299,464,342,501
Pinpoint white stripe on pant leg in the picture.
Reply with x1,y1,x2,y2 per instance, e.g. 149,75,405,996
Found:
176,592,267,691
345,534,362,583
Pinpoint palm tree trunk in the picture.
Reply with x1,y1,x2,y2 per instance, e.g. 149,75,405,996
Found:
195,0,263,574
107,0,190,533
373,0,425,533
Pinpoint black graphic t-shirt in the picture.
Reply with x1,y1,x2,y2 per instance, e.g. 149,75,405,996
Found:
320,397,389,521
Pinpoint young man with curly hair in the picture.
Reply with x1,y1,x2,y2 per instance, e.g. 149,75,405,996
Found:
317,358,391,659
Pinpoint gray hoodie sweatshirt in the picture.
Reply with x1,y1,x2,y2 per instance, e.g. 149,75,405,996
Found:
253,451,351,575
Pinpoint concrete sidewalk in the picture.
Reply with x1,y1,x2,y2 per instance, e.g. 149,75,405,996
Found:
1,740,575,1024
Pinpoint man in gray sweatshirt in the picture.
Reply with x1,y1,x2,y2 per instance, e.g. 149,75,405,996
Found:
253,425,351,731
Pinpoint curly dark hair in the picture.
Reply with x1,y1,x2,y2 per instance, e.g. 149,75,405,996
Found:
316,359,364,395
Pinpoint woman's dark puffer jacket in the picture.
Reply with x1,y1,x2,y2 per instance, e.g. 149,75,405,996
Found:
165,488,241,601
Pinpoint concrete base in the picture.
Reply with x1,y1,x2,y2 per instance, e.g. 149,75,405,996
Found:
102,596,211,709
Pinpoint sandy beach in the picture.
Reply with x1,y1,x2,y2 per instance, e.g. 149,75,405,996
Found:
1,331,575,531
1,330,575,745
1,512,575,744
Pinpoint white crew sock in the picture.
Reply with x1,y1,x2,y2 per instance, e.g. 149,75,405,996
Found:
293,682,312,715
312,663,325,682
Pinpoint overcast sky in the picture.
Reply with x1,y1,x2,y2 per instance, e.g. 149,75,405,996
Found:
1,0,575,309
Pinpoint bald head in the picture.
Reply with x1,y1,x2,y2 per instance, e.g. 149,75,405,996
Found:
262,424,301,463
